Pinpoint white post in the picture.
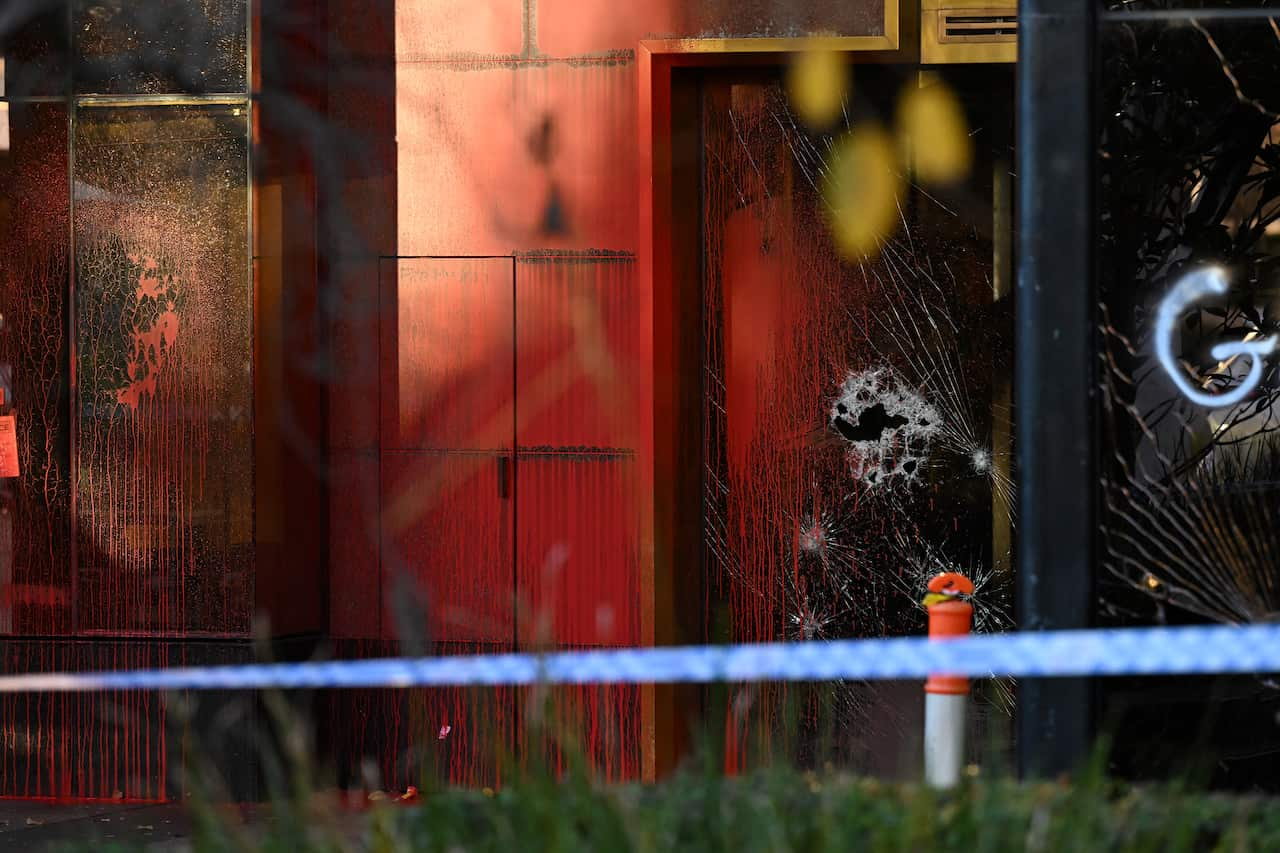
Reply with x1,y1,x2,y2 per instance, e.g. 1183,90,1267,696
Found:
922,574,974,787
924,691,966,788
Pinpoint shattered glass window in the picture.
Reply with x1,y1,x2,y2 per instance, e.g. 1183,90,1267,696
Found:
699,67,1014,770
74,0,249,95
1096,2,1280,784
1097,7,1280,627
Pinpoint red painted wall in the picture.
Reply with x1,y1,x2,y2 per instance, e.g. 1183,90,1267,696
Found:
0,0,894,800
325,1,671,785
324,0,890,786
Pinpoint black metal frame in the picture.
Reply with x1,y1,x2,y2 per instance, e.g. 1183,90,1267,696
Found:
1015,0,1097,777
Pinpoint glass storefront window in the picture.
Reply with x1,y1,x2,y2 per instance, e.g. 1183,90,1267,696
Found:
1096,1,1280,786
0,3,252,636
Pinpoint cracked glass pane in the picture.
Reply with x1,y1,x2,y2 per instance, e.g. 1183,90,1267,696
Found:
1097,8,1280,628
73,105,251,633
700,68,1015,769
1095,2,1280,787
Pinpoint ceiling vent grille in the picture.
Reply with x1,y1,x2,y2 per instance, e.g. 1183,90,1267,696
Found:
939,10,1018,43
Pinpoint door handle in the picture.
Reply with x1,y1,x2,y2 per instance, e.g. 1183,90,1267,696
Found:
497,455,511,499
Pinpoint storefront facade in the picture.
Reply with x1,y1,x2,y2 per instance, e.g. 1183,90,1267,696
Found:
0,0,1020,799
6,0,1275,802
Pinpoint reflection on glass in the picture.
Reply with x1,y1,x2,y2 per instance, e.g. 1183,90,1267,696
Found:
1097,12,1280,627
0,4,71,98
73,0,248,94
74,105,251,633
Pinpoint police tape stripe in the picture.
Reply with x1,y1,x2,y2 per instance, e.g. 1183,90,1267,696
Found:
0,624,1275,693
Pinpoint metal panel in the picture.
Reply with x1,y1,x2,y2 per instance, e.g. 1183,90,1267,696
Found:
1015,0,1095,778
514,257,640,451
380,450,515,645
922,0,1017,64
377,256,517,647
380,257,514,452
515,455,640,647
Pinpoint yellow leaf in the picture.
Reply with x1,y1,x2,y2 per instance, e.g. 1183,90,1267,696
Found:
897,82,972,184
787,48,848,129
823,125,902,259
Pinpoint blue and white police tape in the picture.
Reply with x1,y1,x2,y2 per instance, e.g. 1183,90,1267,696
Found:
2,623,1279,693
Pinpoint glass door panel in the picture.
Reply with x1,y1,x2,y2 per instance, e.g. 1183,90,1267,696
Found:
73,104,252,634
700,70,1014,772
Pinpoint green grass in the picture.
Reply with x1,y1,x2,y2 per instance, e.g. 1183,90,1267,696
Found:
50,686,1280,852
167,765,1280,853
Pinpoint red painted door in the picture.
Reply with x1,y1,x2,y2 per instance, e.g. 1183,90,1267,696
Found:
513,256,643,779
378,256,517,788
376,255,645,782
379,256,516,649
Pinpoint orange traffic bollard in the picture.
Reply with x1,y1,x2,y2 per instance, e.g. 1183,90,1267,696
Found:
922,571,973,788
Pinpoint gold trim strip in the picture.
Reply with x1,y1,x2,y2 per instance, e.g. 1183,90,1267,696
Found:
644,35,897,54
639,1,900,55
74,93,250,107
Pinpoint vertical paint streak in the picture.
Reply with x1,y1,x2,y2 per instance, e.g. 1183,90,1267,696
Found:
0,642,198,799
514,256,642,780
0,103,72,636
0,100,251,796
